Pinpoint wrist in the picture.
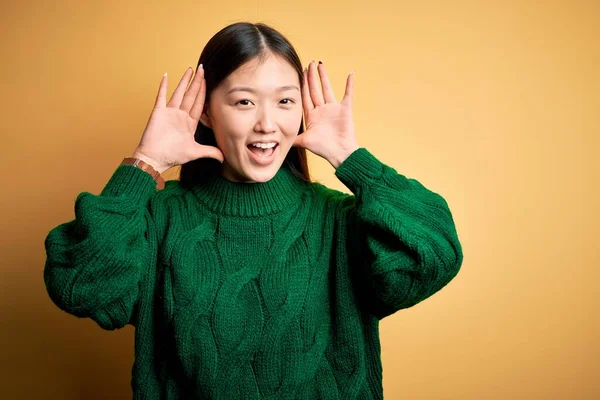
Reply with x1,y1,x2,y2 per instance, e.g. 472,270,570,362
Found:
123,152,166,190
329,143,360,169
131,150,169,174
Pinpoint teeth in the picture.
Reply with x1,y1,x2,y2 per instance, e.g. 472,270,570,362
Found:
250,142,277,149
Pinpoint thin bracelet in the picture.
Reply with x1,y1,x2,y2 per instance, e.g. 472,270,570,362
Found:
121,157,165,190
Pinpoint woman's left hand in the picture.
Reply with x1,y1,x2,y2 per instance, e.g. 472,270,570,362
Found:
293,61,360,169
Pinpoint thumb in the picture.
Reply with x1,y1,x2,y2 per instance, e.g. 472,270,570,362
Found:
190,143,224,163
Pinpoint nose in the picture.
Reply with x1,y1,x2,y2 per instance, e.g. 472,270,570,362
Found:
254,106,276,133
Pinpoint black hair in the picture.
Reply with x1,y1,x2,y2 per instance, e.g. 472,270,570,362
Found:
179,22,310,187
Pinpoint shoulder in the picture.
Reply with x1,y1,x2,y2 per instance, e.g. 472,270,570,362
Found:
146,179,191,215
308,181,356,213
150,179,183,200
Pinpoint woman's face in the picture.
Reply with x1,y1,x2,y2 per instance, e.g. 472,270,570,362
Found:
201,53,303,183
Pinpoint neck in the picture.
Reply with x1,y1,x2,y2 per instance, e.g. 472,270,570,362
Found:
220,161,260,184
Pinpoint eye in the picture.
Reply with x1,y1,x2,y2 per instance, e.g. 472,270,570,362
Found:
280,98,295,105
235,99,254,106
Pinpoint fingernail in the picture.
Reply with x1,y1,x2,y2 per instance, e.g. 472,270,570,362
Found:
199,63,203,70
318,60,322,64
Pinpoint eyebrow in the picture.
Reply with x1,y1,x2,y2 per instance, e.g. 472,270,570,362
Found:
226,85,300,95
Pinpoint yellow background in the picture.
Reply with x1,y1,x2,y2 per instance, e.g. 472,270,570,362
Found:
1,0,598,398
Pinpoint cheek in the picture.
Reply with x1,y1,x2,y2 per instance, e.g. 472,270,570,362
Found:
281,110,303,140
213,111,252,147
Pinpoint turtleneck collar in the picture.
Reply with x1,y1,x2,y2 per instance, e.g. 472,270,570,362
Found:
190,165,310,217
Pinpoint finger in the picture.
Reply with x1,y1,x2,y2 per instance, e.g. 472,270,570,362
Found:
317,62,336,103
189,76,206,121
154,72,168,108
166,67,193,108
308,61,325,107
341,72,354,108
301,68,314,113
191,144,224,163
180,64,205,113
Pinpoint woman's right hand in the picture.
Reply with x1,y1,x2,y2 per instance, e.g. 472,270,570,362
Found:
131,64,224,174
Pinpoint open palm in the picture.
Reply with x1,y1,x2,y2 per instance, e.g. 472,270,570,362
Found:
294,61,359,167
133,65,224,174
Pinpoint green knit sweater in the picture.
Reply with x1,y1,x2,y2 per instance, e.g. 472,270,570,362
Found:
44,148,463,399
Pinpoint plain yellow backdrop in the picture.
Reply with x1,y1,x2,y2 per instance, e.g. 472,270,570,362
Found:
1,0,598,398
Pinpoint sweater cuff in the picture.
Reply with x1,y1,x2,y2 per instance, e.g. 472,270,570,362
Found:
100,164,157,205
334,148,385,192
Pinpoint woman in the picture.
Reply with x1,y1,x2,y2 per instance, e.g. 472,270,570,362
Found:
44,21,463,399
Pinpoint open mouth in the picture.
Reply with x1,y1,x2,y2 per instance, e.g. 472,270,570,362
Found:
247,142,280,165
247,143,279,157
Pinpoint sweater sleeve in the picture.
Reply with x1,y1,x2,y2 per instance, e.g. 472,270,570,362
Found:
43,164,160,330
334,148,464,320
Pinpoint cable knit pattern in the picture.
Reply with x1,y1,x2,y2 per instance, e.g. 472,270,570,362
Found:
43,148,463,399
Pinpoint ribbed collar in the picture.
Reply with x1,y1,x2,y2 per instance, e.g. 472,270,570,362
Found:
190,166,310,217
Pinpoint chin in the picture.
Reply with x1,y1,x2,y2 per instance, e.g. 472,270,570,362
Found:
241,163,281,183
225,157,285,183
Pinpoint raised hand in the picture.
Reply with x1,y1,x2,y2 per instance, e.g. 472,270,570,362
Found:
294,61,360,168
132,65,224,174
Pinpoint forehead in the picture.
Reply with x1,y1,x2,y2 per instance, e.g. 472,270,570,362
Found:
222,54,299,90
